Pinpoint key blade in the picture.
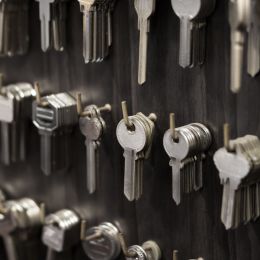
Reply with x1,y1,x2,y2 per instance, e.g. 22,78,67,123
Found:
123,148,137,201
247,25,260,77
38,1,54,52
138,19,149,85
170,159,181,205
86,139,98,194
179,17,193,68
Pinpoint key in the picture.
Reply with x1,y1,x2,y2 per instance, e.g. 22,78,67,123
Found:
134,0,156,85
229,0,250,93
42,209,81,260
0,83,35,165
78,0,97,62
116,110,155,201
163,120,212,205
36,0,55,52
33,90,78,175
78,99,111,194
247,0,260,77
126,241,161,260
171,0,215,68
82,222,121,260
0,198,42,260
51,0,68,51
214,145,252,229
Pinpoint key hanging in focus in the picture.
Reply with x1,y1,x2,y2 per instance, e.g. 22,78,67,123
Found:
214,123,260,229
116,101,157,201
77,93,111,194
163,113,212,205
32,82,78,175
171,0,216,68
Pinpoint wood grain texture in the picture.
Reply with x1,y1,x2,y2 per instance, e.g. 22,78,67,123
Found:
0,0,259,259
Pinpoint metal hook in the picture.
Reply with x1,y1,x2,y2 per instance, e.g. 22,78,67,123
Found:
34,82,48,107
77,93,112,117
223,123,234,152
170,113,178,141
118,231,137,258
121,101,134,130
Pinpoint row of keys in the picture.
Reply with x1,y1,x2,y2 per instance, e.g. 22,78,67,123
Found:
2,81,260,232
0,0,218,85
0,192,164,260
5,0,260,91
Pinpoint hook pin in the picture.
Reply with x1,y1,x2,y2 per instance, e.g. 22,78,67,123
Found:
170,113,178,141
223,123,234,152
77,93,112,117
40,203,45,224
34,82,48,107
121,101,134,130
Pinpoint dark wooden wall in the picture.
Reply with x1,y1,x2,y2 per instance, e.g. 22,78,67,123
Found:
0,0,260,259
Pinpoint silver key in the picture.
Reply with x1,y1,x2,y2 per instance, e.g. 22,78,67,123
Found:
78,0,97,62
33,92,78,175
229,0,250,93
79,102,110,194
134,0,156,85
36,0,55,52
247,0,260,77
171,0,215,68
116,106,156,201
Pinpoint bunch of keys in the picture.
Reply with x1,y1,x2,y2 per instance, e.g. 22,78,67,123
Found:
0,196,44,260
116,101,156,201
77,93,111,194
134,0,156,85
0,80,35,165
42,209,81,260
163,114,212,205
81,222,121,260
0,0,29,56
171,0,216,68
35,0,69,52
78,0,117,63
118,232,161,260
32,83,78,175
228,0,251,93
214,124,260,229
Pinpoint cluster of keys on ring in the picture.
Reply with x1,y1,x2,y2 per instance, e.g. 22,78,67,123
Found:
1,0,260,90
